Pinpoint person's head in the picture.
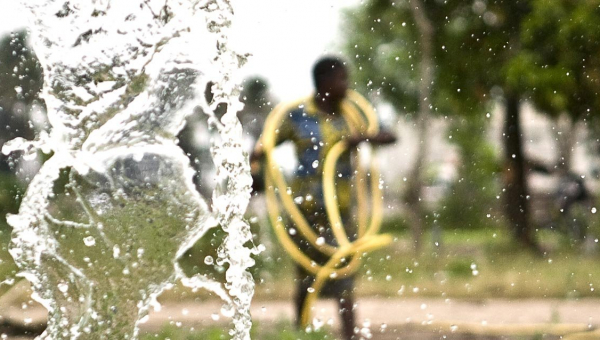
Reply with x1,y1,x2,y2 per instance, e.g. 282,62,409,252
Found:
312,56,348,102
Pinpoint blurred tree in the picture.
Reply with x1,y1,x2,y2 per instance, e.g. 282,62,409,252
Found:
0,30,43,172
507,0,600,172
342,0,436,252
342,0,541,251
404,0,434,252
439,116,502,231
0,31,43,220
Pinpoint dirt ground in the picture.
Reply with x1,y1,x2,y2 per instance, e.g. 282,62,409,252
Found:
2,297,599,339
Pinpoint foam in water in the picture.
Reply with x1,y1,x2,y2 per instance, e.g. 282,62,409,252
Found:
2,0,255,339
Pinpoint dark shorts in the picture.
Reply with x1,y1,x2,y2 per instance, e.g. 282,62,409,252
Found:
295,265,355,299
292,201,356,299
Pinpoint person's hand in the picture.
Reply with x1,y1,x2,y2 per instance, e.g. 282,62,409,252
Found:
347,134,369,148
370,129,397,145
347,129,397,148
250,147,264,165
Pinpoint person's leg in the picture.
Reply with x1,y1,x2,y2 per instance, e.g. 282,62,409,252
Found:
338,292,356,340
295,286,308,328
295,267,312,329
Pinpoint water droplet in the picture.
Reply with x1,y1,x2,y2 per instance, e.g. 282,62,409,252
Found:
316,237,325,246
113,245,120,259
58,283,69,293
220,304,235,318
204,256,214,265
312,317,324,330
83,236,95,247
312,160,319,168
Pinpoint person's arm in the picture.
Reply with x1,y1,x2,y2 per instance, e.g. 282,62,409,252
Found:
347,128,397,148
250,109,294,192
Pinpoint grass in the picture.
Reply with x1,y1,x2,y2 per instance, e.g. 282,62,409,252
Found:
0,221,18,295
355,227,600,299
249,224,600,301
3,215,600,302
141,321,333,340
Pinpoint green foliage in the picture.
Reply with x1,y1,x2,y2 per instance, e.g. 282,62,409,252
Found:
0,31,44,171
379,214,410,234
437,116,502,230
178,226,228,284
341,0,532,117
342,0,420,113
0,31,43,108
142,324,233,340
446,258,475,278
358,227,600,299
508,0,600,121
0,173,24,220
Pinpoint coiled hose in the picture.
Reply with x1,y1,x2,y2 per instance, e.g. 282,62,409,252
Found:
259,90,392,327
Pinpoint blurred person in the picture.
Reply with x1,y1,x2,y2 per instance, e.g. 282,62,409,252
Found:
177,82,228,198
238,76,273,152
251,56,395,340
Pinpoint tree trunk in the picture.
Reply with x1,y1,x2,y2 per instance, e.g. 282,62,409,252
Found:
555,113,576,173
406,0,433,253
503,93,539,252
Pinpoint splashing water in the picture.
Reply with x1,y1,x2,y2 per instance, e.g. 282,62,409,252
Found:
2,0,255,339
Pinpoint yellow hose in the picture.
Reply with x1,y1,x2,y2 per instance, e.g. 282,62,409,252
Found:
355,158,369,238
261,99,337,256
259,90,391,327
322,141,351,248
300,234,393,326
